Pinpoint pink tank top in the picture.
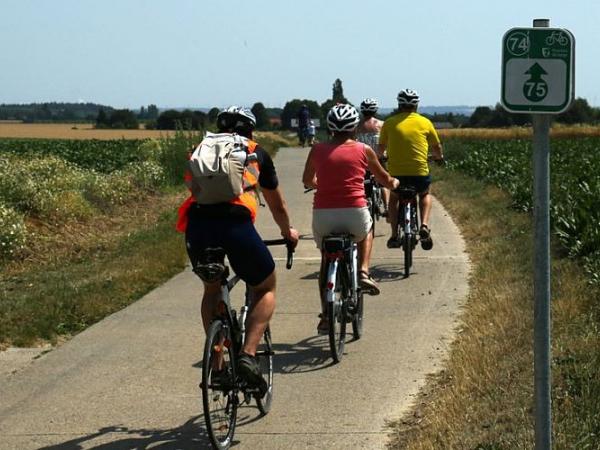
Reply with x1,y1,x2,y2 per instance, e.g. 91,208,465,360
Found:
311,141,368,209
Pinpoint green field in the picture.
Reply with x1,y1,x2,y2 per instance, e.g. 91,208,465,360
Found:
444,136,600,283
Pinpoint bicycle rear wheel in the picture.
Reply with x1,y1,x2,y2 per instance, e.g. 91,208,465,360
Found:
202,320,237,450
352,289,364,340
255,326,273,415
327,264,346,363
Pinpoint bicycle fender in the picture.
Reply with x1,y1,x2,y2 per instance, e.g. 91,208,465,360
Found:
326,260,339,304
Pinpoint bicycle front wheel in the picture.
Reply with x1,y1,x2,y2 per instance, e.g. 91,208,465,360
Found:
255,326,274,415
327,264,347,363
202,320,237,450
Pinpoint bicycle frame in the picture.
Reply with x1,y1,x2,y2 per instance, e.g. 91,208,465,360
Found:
324,241,358,305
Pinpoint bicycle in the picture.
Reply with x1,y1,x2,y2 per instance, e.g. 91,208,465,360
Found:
364,173,385,233
196,239,294,450
392,186,420,278
321,233,364,363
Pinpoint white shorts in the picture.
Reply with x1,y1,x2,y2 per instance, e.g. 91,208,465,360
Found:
312,207,372,249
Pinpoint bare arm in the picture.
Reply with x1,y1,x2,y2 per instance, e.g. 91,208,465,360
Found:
261,187,299,246
365,145,399,190
302,148,317,189
430,142,444,161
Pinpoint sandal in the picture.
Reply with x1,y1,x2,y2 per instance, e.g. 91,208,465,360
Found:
359,270,380,296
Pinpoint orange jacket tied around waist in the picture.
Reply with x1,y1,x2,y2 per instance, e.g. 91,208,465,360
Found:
176,139,260,232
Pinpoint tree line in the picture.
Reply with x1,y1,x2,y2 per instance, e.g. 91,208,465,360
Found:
3,83,600,130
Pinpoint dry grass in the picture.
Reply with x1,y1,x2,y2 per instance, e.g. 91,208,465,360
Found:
388,167,600,449
439,124,600,140
0,122,174,140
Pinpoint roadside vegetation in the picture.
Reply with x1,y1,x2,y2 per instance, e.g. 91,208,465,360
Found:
0,130,294,348
389,134,600,449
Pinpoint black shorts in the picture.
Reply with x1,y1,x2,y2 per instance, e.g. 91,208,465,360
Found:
185,214,275,287
394,175,432,195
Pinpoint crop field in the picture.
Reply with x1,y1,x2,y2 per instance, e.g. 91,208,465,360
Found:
0,122,172,140
443,135,600,282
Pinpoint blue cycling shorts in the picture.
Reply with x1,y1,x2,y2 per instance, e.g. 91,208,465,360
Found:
185,215,275,287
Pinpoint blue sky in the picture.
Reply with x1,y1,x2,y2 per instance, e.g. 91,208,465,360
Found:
1,0,598,108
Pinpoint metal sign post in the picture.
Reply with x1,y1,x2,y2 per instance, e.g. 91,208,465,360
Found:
501,19,575,450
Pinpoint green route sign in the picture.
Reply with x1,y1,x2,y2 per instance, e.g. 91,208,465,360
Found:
501,27,575,114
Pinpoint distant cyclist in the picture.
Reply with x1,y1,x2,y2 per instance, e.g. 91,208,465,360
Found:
302,104,399,333
356,98,389,217
379,89,444,250
297,104,311,146
177,106,299,393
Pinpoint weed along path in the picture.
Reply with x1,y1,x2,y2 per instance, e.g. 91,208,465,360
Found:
0,148,469,449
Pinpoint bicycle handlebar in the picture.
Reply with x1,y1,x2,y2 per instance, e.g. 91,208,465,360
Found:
263,238,295,269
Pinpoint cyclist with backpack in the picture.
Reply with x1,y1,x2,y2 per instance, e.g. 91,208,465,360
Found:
379,89,444,250
356,98,389,218
177,106,299,393
302,104,399,333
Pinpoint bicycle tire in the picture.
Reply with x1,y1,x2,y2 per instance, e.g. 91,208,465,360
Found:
202,320,237,450
403,230,412,278
352,289,364,340
255,326,273,415
327,263,346,363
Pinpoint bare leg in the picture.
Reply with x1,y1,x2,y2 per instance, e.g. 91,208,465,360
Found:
357,231,373,274
388,191,399,237
381,187,390,215
201,281,222,332
242,271,276,356
419,192,433,227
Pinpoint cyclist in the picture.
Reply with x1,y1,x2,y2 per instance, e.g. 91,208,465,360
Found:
302,104,399,333
379,89,444,250
177,106,299,393
297,104,310,146
356,98,389,217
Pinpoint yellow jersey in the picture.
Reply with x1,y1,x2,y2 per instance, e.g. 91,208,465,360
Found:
380,112,441,176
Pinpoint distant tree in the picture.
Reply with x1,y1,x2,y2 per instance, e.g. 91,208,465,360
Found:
251,102,269,129
108,109,139,129
208,107,220,124
468,106,493,127
320,78,350,118
280,99,321,129
557,97,596,124
139,106,147,119
147,104,159,120
96,109,109,128
156,109,206,130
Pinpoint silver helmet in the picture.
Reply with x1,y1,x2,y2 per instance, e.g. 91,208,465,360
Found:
217,105,256,130
360,98,379,113
397,89,420,106
326,104,360,132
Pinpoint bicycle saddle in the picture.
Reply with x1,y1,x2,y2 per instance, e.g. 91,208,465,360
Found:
193,247,228,282
395,187,417,200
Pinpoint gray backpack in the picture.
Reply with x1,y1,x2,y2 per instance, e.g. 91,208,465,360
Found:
188,132,257,204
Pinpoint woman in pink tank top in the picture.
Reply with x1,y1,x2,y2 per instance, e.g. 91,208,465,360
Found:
302,104,399,334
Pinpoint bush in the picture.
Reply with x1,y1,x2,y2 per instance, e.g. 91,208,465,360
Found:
0,204,27,259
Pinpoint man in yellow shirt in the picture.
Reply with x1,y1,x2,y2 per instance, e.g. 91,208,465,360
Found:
379,89,444,250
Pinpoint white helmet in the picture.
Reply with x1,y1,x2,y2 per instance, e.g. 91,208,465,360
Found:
326,104,360,132
397,89,420,106
360,98,379,113
217,105,256,131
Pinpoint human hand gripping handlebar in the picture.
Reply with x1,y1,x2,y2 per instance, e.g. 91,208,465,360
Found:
263,239,295,269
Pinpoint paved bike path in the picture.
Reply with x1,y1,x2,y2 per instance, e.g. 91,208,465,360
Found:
0,147,469,449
